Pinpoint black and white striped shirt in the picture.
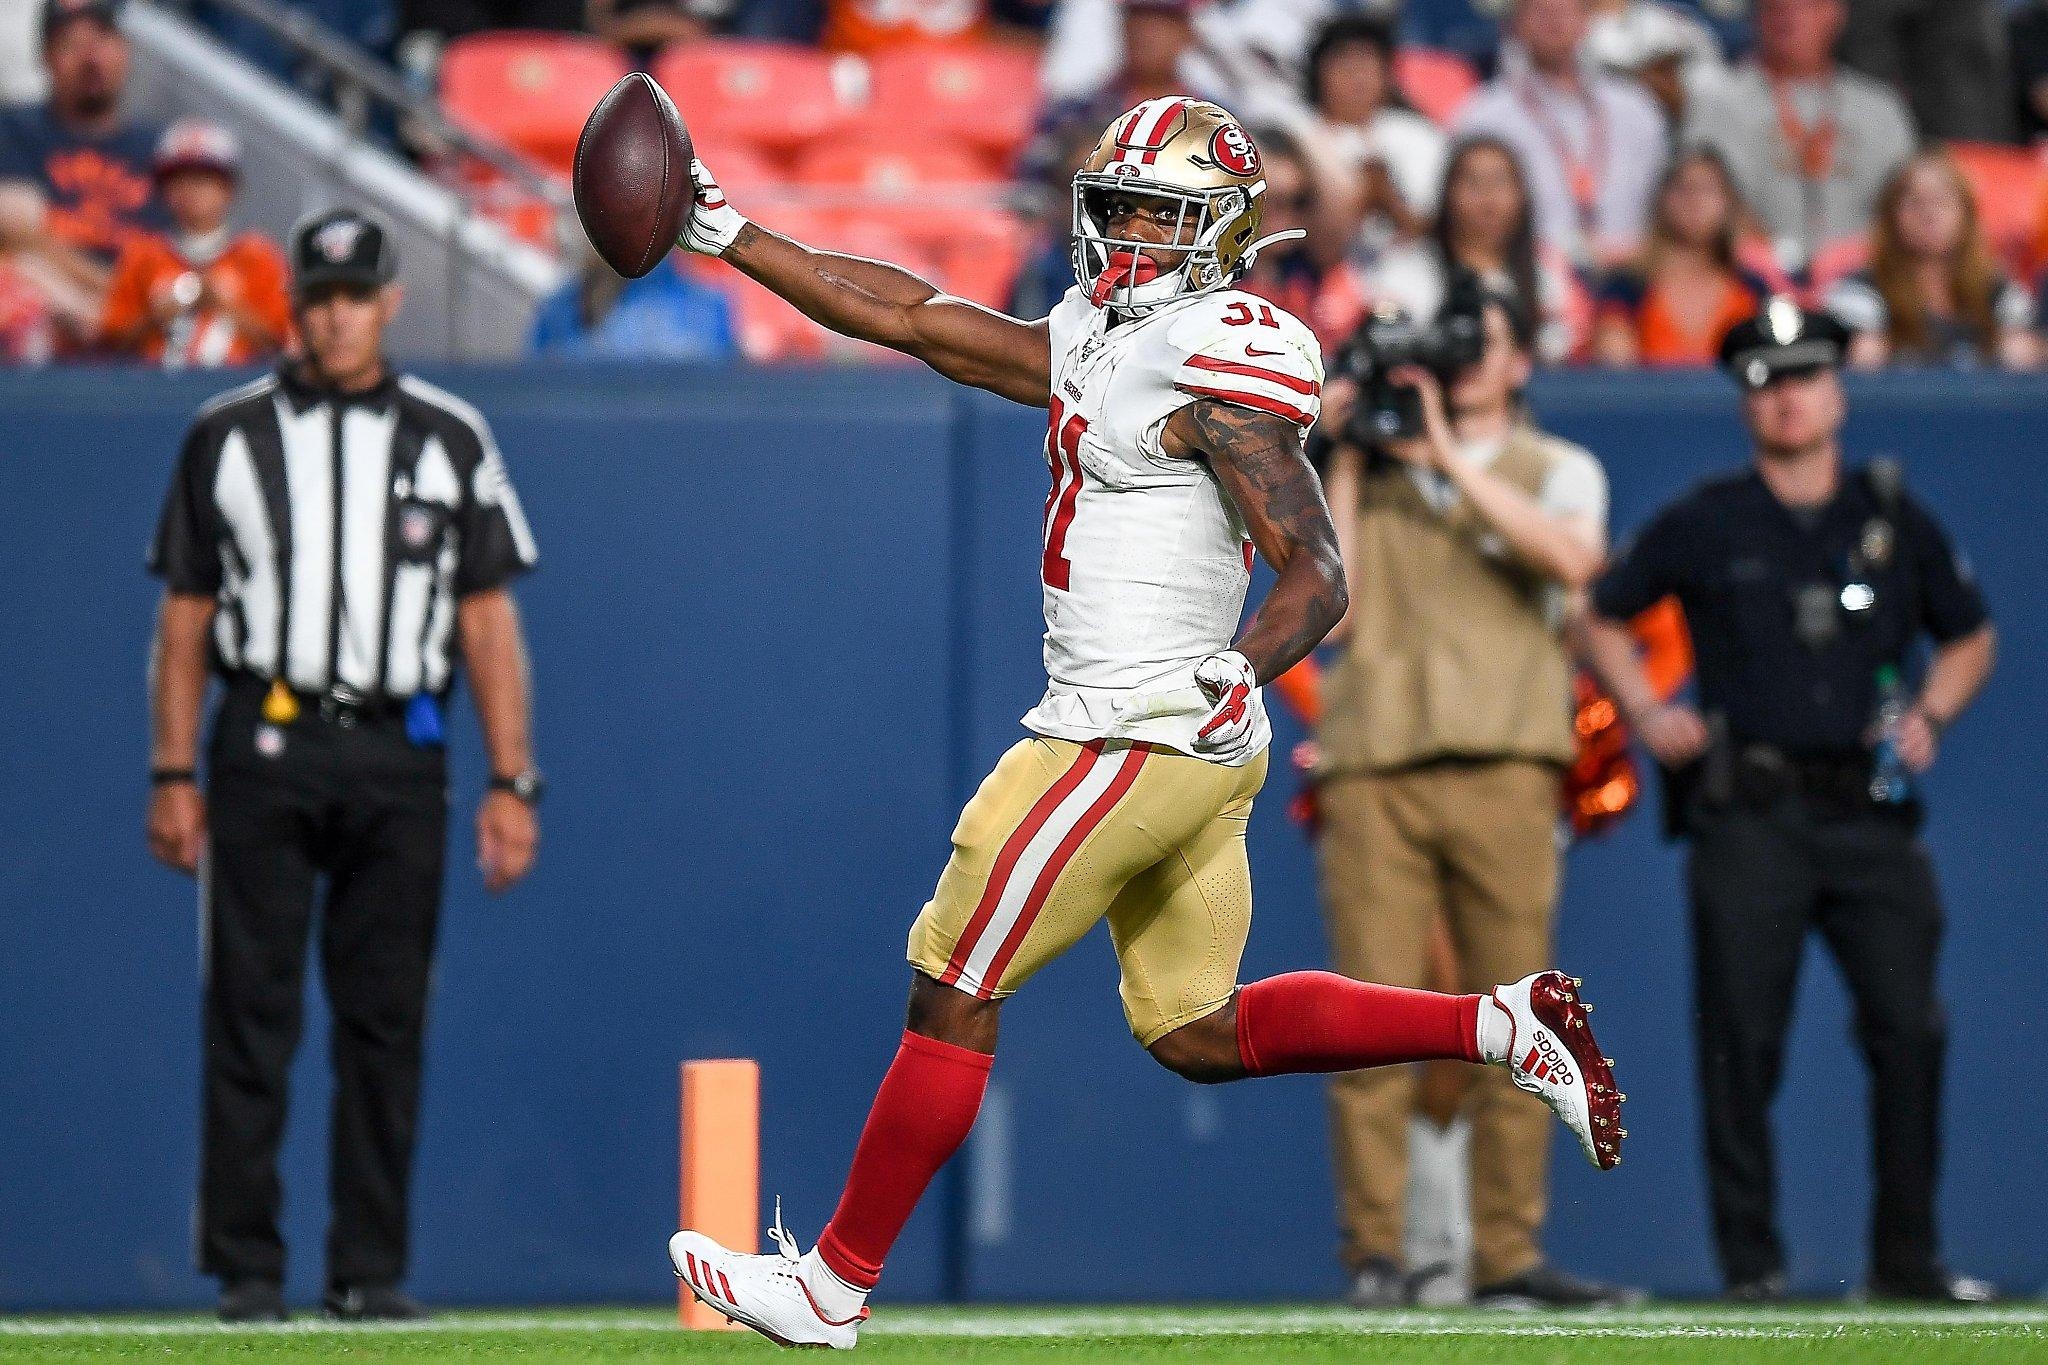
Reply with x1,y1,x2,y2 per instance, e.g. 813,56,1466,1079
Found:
148,365,537,699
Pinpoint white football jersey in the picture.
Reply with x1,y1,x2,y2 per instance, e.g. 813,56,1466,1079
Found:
1020,284,1324,765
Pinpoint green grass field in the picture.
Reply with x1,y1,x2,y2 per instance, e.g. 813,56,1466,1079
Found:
3,1304,2044,1363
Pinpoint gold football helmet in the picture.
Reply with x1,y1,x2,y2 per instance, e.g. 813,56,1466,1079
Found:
1071,98,1283,315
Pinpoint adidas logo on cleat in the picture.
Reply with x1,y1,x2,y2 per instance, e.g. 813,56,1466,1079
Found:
1521,1035,1575,1086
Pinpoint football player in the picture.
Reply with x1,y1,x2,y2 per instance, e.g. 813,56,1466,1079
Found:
666,99,1624,1347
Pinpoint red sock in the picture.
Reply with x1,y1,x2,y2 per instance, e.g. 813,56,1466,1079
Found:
1234,971,1483,1075
815,1030,992,1290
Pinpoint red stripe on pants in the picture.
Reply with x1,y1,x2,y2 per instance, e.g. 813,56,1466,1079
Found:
938,741,1102,988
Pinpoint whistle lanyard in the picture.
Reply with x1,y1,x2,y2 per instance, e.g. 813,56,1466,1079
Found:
1769,76,1839,263
1516,73,1609,238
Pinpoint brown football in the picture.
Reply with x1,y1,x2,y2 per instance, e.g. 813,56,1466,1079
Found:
573,72,694,279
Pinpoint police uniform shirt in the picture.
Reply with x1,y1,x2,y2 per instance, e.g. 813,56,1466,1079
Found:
1592,468,1988,755
147,365,537,698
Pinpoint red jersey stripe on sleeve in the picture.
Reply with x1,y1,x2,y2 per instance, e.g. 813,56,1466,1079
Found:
1175,382,1317,429
1182,353,1322,397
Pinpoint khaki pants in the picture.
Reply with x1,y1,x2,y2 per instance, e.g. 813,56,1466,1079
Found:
1318,759,1561,1286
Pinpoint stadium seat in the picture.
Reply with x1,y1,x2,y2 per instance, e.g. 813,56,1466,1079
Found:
859,43,1042,167
720,271,827,360
653,41,855,162
707,209,938,362
440,33,629,176
1804,236,1871,296
1394,47,1480,126
840,203,1028,307
694,143,783,198
1946,141,2047,271
791,140,1005,198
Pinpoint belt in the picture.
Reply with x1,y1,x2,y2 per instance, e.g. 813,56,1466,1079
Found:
226,674,408,727
1732,746,1879,813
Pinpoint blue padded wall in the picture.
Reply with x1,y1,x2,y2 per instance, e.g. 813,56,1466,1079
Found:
0,366,2040,1308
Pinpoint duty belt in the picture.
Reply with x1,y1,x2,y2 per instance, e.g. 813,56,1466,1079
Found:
1731,746,1880,815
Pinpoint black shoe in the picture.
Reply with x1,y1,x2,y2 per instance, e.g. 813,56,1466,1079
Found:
323,1283,431,1321
1474,1263,1646,1310
1868,1266,1999,1305
218,1279,288,1324
1344,1257,1409,1308
1724,1271,1789,1303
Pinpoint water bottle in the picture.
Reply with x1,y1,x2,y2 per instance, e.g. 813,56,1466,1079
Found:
1869,665,1912,805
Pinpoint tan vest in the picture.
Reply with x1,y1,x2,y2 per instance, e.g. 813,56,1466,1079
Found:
1319,426,1583,776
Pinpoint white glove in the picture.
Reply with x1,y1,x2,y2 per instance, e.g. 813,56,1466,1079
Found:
678,157,747,257
1191,650,1259,760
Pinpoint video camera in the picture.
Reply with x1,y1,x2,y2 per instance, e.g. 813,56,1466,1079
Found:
1332,280,1489,444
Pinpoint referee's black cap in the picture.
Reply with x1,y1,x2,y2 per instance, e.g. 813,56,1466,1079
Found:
289,208,398,297
1718,296,1850,390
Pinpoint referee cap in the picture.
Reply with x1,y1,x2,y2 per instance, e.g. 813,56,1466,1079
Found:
290,208,398,296
1718,297,1850,391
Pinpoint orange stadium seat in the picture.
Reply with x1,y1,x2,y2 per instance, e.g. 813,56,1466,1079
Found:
710,208,940,362
728,283,829,360
694,143,783,198
1805,236,1871,296
792,140,1004,197
2032,180,2048,279
1395,48,1480,126
440,33,629,175
840,203,1027,307
654,41,853,161
1947,141,2047,270
860,43,1042,166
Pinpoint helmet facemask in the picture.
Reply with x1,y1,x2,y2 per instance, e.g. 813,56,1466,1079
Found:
1071,176,1251,315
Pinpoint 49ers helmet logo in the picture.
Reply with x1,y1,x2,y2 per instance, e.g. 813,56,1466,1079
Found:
1210,123,1259,176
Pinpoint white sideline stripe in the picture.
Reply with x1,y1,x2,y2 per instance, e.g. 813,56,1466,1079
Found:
1,1307,2042,1339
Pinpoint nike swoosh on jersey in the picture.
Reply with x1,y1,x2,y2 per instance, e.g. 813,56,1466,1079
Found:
1244,344,1287,357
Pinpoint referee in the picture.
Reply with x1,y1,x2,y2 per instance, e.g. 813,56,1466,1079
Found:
144,209,541,1323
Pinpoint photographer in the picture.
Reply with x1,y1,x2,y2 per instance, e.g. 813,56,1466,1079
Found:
1315,286,1633,1308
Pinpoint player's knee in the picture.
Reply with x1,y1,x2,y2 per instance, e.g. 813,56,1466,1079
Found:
1146,1012,1242,1085
905,972,1002,1052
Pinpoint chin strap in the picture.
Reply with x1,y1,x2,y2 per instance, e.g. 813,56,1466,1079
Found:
1238,228,1307,273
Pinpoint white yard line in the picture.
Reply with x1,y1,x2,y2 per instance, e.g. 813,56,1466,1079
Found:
0,1306,2040,1340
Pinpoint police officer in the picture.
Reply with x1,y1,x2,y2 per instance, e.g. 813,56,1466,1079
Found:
1578,300,1998,1303
144,209,542,1322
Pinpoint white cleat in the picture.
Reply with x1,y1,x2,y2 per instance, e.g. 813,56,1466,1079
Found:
1490,970,1626,1171
668,1206,867,1349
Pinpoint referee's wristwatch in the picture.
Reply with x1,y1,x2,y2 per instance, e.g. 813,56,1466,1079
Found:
490,769,545,807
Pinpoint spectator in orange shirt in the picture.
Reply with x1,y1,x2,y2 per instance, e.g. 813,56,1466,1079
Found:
1593,149,1773,368
100,120,290,368
0,0,169,353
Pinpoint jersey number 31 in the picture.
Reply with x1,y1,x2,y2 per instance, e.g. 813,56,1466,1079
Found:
1042,397,1088,590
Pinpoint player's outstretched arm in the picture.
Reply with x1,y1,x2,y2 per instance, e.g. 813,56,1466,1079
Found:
680,160,1049,406
1164,398,1347,683
728,224,1050,405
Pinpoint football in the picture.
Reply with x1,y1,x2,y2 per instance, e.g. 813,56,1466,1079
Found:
573,71,694,279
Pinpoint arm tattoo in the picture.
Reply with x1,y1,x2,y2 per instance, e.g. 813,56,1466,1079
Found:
1184,400,1348,681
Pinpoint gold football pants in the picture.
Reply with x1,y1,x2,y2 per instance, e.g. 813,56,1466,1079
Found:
908,736,1267,1046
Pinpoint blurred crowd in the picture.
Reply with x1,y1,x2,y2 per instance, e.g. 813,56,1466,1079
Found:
7,0,2048,369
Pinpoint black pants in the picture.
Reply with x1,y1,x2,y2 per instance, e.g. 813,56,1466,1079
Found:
198,682,447,1288
1686,798,1947,1288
